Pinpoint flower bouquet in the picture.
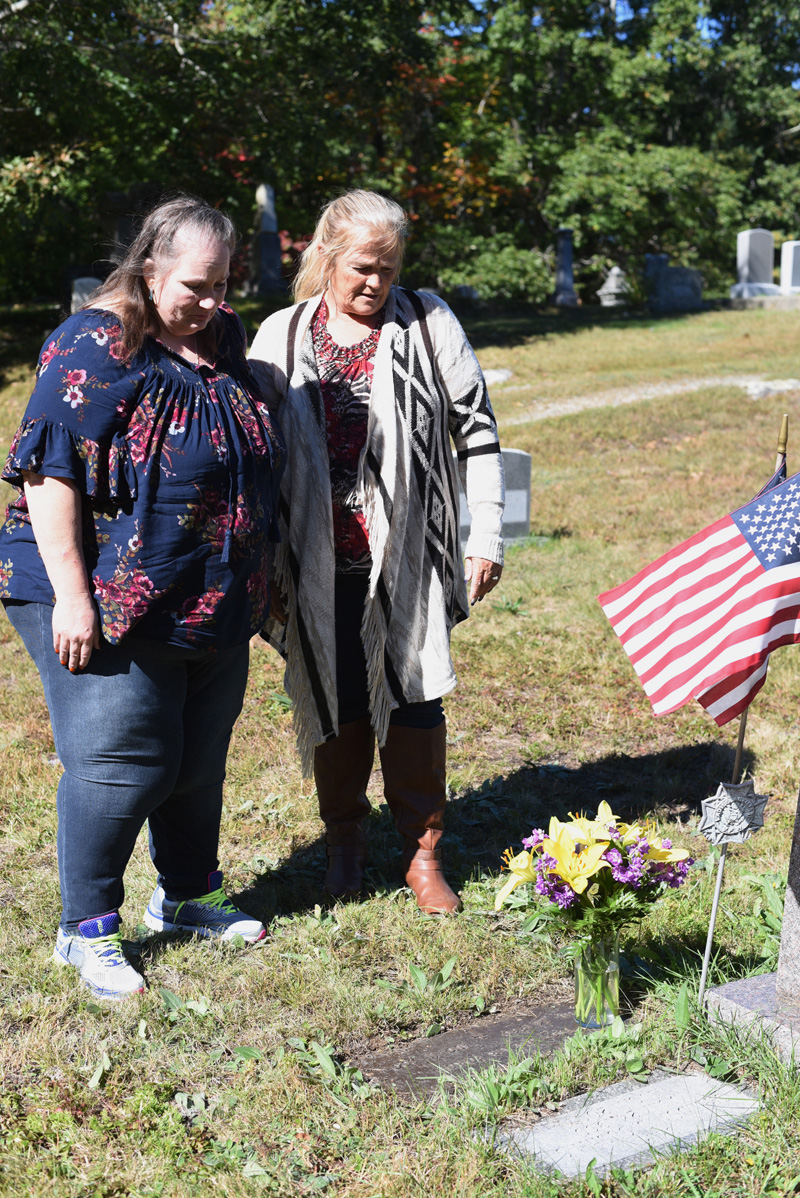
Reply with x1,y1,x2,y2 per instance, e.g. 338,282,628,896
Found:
495,802,693,1028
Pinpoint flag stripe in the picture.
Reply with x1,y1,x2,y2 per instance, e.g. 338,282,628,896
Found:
598,462,796,726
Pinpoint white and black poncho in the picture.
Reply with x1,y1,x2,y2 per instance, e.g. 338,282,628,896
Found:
248,287,505,775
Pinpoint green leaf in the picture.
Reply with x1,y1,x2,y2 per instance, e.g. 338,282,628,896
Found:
158,987,183,1011
309,1041,338,1078
88,1051,111,1090
675,981,691,1032
408,963,427,995
233,1045,262,1061
242,1159,269,1177
440,956,457,982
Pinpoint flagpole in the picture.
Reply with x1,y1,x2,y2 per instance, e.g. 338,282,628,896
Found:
698,415,788,1009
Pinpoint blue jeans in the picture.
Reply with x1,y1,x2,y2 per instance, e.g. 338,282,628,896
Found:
4,601,249,931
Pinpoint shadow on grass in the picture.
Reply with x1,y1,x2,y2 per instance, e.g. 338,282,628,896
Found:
241,738,746,924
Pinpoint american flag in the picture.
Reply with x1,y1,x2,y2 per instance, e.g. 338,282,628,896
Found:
598,462,799,726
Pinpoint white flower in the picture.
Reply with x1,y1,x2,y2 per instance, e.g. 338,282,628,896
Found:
91,329,109,346
169,421,186,436
128,534,141,552
64,385,84,408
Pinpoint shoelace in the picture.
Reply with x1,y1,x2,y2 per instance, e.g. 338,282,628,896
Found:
88,932,128,965
182,886,236,915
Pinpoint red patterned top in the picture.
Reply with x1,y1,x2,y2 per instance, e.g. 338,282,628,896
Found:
312,299,383,573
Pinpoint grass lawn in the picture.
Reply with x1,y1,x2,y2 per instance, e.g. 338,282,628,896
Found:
1,302,800,1195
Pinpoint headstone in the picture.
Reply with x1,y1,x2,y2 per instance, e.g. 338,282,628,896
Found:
780,241,800,294
497,1070,759,1178
706,785,800,1061
729,229,781,298
457,447,531,544
357,1000,576,1100
70,276,103,314
597,266,629,308
250,183,283,295
649,265,703,313
553,228,579,307
454,284,480,302
643,252,670,282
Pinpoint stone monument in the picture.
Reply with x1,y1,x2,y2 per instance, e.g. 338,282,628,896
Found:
250,183,283,295
650,265,703,313
729,228,781,298
707,788,800,1061
642,253,703,312
552,228,579,307
456,447,531,545
780,240,800,294
597,266,629,308
70,276,103,314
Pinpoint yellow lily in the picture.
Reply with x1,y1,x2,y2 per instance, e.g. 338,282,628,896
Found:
645,840,691,863
494,848,538,910
542,825,610,894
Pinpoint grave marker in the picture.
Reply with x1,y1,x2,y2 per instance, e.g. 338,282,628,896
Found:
70,276,103,314
457,447,531,545
780,241,800,294
730,228,781,298
553,228,579,307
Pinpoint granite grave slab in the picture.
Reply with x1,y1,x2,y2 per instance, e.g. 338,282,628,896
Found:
497,1069,759,1178
358,1000,576,1099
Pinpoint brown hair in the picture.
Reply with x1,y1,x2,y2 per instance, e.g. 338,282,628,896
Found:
86,194,237,359
293,190,408,302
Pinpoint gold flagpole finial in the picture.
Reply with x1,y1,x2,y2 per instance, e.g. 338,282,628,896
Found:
778,413,789,458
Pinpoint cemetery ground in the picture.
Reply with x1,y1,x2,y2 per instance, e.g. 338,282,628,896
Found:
2,303,800,1196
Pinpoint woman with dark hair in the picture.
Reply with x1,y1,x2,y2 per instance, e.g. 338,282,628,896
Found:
249,190,504,914
0,195,285,999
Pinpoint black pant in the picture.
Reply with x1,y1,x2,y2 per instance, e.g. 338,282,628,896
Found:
334,573,443,728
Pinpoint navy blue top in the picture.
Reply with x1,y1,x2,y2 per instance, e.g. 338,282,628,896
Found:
0,304,285,650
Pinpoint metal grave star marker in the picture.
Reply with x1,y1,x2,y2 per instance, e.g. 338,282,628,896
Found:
698,780,769,847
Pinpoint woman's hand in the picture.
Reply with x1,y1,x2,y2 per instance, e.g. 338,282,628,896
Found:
465,557,503,606
52,593,102,672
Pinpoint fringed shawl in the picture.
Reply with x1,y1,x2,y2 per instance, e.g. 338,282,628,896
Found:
248,287,504,775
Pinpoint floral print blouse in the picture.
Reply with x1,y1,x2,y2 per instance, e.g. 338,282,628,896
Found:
0,304,285,651
312,298,383,574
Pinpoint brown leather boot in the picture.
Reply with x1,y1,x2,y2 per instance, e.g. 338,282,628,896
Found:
379,721,462,914
314,717,375,898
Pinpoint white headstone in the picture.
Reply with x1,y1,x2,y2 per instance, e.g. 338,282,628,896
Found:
457,447,530,544
730,228,781,298
780,241,800,293
71,276,103,314
597,266,629,308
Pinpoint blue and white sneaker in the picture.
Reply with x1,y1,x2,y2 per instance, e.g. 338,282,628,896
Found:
143,871,266,943
53,912,145,1000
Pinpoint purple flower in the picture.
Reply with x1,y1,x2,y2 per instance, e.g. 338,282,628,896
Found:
604,848,623,866
661,838,672,850
523,828,546,850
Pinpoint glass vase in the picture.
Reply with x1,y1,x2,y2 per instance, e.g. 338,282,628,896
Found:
573,933,620,1029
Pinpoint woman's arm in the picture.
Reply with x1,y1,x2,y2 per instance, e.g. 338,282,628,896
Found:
22,472,101,671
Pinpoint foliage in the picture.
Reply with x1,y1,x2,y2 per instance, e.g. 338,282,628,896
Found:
3,2,800,300
437,235,553,304
495,801,694,948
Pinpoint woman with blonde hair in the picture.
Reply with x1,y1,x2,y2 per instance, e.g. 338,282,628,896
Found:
249,189,504,913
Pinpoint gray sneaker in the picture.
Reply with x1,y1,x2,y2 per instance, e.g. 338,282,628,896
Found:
53,912,145,1000
143,871,266,943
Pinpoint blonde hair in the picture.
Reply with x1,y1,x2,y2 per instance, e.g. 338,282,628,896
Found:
293,190,408,302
